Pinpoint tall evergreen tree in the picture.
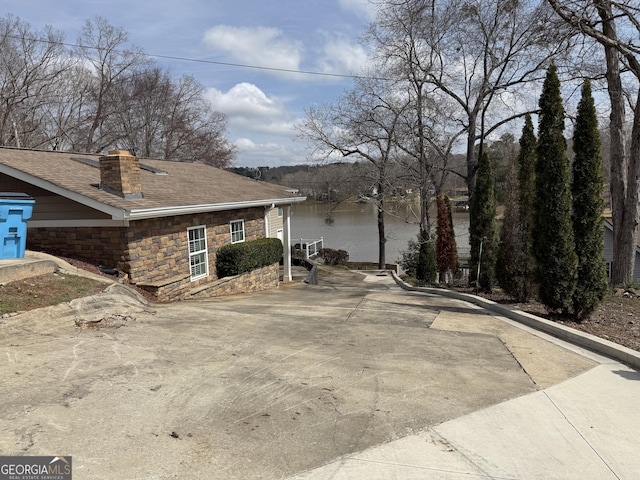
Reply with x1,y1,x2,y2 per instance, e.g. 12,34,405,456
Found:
497,115,538,301
496,152,522,295
416,228,437,285
444,194,460,276
517,114,538,300
436,194,458,284
469,151,498,292
572,79,608,320
533,64,577,313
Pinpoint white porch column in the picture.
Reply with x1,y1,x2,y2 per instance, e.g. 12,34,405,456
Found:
282,204,292,281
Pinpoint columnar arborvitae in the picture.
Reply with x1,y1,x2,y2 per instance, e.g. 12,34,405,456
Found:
416,227,437,285
497,115,537,301
571,79,608,320
496,153,521,296
469,151,498,292
436,194,458,284
444,194,460,275
517,114,537,300
533,64,577,313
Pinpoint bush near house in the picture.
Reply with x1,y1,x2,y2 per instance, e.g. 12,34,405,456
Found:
318,248,349,266
216,238,283,278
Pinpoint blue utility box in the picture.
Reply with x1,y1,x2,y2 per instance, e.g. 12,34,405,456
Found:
0,192,35,260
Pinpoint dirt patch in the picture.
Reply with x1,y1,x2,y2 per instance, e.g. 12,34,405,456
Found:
74,313,137,329
54,254,158,303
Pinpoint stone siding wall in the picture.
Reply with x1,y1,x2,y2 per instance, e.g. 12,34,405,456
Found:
27,227,127,267
27,207,279,301
125,208,264,285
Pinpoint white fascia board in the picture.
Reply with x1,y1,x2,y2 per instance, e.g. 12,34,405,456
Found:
127,196,307,220
0,164,126,219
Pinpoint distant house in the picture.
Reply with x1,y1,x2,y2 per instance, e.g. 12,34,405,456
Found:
0,147,306,301
603,219,640,281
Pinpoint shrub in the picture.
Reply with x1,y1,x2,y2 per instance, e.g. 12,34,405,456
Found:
319,248,349,265
399,230,437,285
216,237,283,278
436,194,458,284
398,237,420,278
416,228,437,285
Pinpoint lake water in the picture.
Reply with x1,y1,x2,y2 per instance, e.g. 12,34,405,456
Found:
290,201,470,264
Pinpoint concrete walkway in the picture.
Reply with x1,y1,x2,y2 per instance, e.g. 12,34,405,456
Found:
288,275,640,480
290,363,639,480
1,261,639,479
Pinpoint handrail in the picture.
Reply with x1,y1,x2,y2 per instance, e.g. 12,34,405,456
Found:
293,237,324,259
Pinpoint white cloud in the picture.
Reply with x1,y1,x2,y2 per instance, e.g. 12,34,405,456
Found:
338,0,378,20
236,138,286,154
202,25,303,72
234,138,309,167
207,82,288,121
317,37,370,76
206,82,297,135
206,83,306,167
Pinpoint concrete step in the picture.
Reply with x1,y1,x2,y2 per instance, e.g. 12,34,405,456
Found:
0,258,58,284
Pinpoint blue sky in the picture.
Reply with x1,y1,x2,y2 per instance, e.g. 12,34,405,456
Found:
5,0,375,167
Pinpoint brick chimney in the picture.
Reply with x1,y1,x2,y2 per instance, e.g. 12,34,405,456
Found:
98,150,143,199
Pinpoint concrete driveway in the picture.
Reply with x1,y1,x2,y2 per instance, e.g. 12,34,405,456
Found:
1,268,597,479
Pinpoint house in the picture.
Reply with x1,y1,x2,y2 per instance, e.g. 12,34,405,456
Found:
603,219,640,281
0,147,306,301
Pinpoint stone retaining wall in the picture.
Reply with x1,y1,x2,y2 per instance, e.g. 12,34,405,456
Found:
190,263,280,300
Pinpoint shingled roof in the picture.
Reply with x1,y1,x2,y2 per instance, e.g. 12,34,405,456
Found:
0,147,305,220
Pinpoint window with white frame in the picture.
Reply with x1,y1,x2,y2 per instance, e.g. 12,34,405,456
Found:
188,226,208,280
231,219,245,243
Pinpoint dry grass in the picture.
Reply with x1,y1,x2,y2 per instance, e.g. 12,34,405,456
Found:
0,273,107,315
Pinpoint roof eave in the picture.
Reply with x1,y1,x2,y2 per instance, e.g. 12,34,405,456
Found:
0,163,125,219
1,163,307,221
126,196,308,220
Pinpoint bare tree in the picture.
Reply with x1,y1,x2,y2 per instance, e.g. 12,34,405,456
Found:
394,89,465,230
111,67,171,157
0,15,71,148
0,15,234,167
73,16,149,152
547,0,640,284
91,59,234,166
369,0,569,199
366,3,439,232
297,74,407,267
37,65,95,151
158,75,234,167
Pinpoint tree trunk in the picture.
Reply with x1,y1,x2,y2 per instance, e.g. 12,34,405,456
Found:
466,111,478,200
377,180,386,269
615,98,640,284
595,0,639,284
